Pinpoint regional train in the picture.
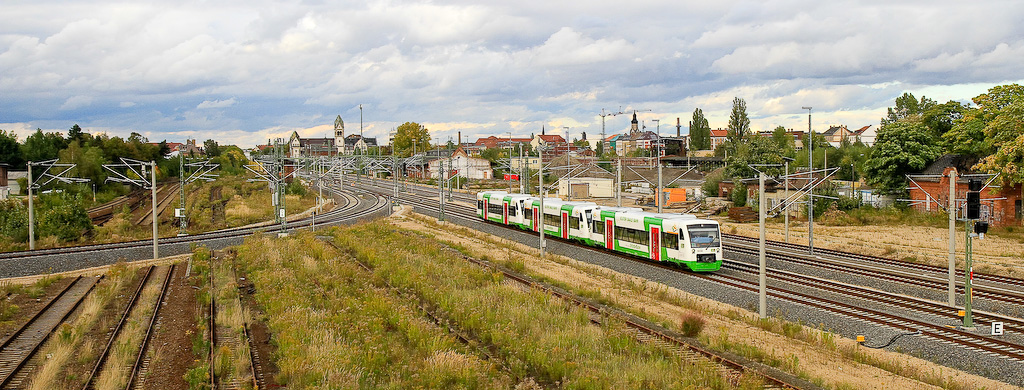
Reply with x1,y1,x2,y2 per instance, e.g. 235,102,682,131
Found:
476,191,722,272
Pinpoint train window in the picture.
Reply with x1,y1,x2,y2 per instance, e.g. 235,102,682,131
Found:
661,231,679,249
488,203,503,215
614,226,648,246
593,219,604,234
687,224,720,248
477,200,483,210
569,214,580,230
544,213,560,227
509,205,517,217
524,208,532,221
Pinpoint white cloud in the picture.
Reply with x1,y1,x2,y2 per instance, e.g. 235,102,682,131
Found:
60,95,94,110
197,98,237,109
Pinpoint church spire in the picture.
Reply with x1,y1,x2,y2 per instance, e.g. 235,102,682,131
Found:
630,111,639,134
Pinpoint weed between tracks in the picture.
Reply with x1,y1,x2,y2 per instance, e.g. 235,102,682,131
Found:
231,224,755,389
397,212,1002,390
26,263,133,390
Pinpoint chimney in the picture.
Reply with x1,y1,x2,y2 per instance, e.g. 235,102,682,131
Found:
458,131,461,146
542,125,545,136
676,118,681,137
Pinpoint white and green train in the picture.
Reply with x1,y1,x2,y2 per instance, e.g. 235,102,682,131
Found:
477,191,722,272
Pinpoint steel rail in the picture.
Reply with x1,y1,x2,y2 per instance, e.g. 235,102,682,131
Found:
724,233,1024,289
126,263,176,390
0,275,101,388
375,182,1024,364
82,266,157,390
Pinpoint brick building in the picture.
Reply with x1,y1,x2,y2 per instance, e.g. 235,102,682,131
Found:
908,155,1023,226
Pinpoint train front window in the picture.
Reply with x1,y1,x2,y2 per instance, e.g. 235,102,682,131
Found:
686,225,720,248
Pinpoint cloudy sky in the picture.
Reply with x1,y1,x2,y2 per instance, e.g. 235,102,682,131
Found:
2,0,1023,148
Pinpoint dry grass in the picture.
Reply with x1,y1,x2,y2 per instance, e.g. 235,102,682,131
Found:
93,268,165,390
390,208,1016,390
28,264,134,390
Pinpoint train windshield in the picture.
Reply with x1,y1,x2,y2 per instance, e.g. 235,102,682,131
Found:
686,224,720,248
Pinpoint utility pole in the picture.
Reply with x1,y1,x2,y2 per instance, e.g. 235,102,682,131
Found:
803,106,814,254
27,162,34,250
653,119,662,213
759,171,767,318
783,157,792,243
150,161,158,259
948,168,957,306
26,159,89,250
104,158,159,258
539,145,546,259
616,158,622,207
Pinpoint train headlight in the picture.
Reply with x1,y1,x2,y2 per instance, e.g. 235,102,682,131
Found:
692,249,695,254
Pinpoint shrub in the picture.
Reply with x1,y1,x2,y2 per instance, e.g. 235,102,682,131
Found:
731,182,747,207
0,200,29,242
679,313,705,337
36,192,92,242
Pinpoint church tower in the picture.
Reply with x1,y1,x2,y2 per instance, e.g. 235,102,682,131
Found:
334,115,345,154
629,111,639,135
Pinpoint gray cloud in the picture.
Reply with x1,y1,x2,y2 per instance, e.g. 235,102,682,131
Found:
1,0,1022,146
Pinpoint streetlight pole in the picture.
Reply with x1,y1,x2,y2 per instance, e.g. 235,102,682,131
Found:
802,106,814,254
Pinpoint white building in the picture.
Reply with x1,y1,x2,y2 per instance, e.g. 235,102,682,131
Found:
428,146,493,180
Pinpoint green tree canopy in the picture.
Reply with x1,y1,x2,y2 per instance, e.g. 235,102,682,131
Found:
392,122,431,157
726,97,750,147
22,129,66,164
725,135,785,179
204,139,222,157
0,130,24,169
688,108,711,151
864,121,942,195
770,125,795,156
882,92,936,126
68,124,85,143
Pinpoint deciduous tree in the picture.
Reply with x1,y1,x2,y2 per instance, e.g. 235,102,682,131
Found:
864,121,942,195
392,122,431,157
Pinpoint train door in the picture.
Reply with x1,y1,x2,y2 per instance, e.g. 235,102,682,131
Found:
650,225,661,261
561,211,569,238
483,196,488,220
533,207,539,231
503,202,508,224
605,219,614,249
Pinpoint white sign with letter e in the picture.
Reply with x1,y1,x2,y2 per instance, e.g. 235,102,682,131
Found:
992,322,1004,336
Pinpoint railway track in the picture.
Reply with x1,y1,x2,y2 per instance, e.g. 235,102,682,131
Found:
358,180,1024,366
209,254,264,390
725,244,1024,314
82,265,157,390
0,275,100,388
79,265,174,390
319,235,814,389
697,268,1024,362
126,263,176,389
724,233,1024,291
720,260,1024,334
0,181,390,276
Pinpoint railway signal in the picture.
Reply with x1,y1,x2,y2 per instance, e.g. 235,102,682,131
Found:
26,159,90,250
